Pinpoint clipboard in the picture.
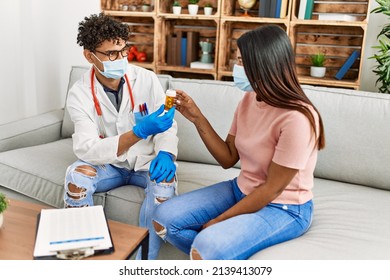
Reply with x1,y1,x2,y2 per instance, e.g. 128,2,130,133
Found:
33,205,115,260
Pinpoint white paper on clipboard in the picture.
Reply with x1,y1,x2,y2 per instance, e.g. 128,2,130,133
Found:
33,205,112,258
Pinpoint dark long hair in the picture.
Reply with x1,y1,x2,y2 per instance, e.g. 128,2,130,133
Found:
237,25,325,150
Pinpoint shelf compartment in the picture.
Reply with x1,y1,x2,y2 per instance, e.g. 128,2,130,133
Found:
218,20,288,77
222,0,291,19
292,0,370,22
157,18,219,74
113,16,156,69
102,0,157,13
158,65,217,80
298,76,359,89
159,0,221,16
292,24,364,85
223,0,260,17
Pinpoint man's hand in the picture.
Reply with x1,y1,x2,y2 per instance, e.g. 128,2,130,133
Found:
133,105,175,139
149,151,176,183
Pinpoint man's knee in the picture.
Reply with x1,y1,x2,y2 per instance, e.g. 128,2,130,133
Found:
67,182,87,199
74,165,97,177
65,165,97,207
153,179,176,204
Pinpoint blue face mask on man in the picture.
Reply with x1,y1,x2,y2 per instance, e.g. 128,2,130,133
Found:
233,64,254,92
92,53,128,80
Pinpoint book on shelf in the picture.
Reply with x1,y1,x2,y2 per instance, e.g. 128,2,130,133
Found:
275,0,282,18
280,0,289,18
335,50,360,80
190,61,214,69
168,31,200,67
258,0,288,18
181,37,187,66
318,13,358,21
175,31,184,67
298,0,307,19
166,34,177,65
269,0,277,18
304,0,314,19
259,0,269,17
186,31,200,67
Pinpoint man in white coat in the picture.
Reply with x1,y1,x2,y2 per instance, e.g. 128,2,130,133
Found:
64,13,178,260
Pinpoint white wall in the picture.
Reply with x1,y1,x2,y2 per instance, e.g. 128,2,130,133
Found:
0,0,386,125
0,0,99,125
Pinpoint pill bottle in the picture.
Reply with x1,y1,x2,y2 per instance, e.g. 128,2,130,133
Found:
164,89,176,111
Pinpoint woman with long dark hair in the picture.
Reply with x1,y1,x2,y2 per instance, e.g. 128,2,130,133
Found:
152,25,325,260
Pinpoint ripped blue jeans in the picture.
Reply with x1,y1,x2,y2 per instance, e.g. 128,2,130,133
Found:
153,178,313,260
64,159,176,260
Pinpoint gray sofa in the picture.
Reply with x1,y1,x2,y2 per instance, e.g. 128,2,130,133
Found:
1,66,390,260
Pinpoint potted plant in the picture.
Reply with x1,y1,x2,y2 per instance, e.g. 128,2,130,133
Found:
172,1,182,15
370,0,390,93
188,0,199,15
0,193,9,228
204,2,213,16
310,52,326,78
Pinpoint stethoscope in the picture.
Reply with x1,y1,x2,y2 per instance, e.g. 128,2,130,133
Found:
90,67,135,138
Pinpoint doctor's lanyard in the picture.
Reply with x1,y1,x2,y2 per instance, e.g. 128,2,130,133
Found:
90,68,135,139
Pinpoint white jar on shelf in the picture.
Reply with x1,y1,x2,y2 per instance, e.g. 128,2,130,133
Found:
173,4,182,15
204,6,213,16
188,4,199,15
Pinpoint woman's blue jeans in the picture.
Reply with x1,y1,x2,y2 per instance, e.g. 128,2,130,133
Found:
64,159,176,260
153,178,313,260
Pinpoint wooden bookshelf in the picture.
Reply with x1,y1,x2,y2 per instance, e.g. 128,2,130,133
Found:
101,0,371,89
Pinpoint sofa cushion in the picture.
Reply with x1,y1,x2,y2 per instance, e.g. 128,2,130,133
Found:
156,74,171,92
0,109,64,153
61,66,89,139
250,177,390,259
303,85,390,191
176,161,241,192
0,139,76,207
169,78,244,166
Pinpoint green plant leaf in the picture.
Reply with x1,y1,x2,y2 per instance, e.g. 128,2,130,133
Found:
311,52,326,67
370,0,390,93
0,193,9,213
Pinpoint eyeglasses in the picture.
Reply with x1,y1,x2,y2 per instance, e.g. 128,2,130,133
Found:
94,42,131,61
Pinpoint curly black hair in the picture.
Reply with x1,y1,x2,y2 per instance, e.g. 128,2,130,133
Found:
77,12,130,51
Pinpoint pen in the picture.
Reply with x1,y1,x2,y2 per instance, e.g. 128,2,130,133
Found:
143,103,149,115
139,104,143,116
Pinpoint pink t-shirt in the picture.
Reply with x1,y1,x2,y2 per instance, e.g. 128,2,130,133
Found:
229,92,319,204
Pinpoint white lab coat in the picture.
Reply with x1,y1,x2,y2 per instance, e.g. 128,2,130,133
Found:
66,64,178,171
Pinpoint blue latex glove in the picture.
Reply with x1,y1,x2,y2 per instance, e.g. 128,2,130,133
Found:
149,151,176,183
133,104,175,139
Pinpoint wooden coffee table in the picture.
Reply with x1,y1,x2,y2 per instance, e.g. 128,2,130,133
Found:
0,199,149,260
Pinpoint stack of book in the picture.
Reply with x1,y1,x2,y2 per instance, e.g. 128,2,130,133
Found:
258,0,289,18
317,13,358,21
166,31,200,67
298,0,315,20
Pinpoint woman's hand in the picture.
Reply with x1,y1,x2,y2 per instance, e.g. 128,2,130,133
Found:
174,90,203,124
175,89,240,169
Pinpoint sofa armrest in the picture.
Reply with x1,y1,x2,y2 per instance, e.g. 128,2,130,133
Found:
0,109,65,153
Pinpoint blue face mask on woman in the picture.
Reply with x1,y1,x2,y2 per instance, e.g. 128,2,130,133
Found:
233,64,254,92
92,53,128,80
